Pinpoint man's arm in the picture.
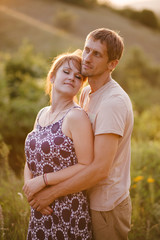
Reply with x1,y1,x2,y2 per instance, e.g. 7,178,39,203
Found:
29,133,120,211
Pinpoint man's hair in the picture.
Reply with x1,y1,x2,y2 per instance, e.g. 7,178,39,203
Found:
86,28,124,62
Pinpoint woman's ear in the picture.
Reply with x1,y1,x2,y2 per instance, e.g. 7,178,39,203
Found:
50,77,54,84
50,72,55,84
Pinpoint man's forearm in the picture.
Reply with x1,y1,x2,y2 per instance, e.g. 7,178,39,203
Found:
50,161,103,200
28,161,102,212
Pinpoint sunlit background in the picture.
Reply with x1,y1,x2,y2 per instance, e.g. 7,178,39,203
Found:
0,0,160,239
99,0,160,12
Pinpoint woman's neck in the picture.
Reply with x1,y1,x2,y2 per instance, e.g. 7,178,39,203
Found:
51,93,74,113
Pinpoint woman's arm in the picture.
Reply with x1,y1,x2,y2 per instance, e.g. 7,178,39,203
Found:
24,162,33,184
23,162,53,215
23,108,45,195
23,109,94,197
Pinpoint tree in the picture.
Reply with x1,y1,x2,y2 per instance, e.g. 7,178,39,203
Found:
139,9,158,29
59,0,97,8
0,43,49,176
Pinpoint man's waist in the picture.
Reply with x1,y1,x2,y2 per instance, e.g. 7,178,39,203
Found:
89,189,129,211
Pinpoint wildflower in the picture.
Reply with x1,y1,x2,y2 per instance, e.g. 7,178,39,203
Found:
134,176,144,182
147,177,155,183
148,177,155,204
17,192,24,200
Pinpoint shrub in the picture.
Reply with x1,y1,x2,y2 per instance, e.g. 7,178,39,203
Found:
133,105,160,141
139,9,159,29
114,7,159,30
0,135,9,179
0,43,48,176
59,0,97,8
113,47,160,112
54,10,76,32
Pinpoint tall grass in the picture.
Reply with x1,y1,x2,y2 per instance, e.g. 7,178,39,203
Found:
0,205,4,240
129,141,160,240
0,171,30,240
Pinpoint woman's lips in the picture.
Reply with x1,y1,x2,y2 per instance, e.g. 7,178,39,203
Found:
65,82,74,88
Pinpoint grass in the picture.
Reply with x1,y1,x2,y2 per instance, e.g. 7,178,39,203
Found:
0,171,30,240
0,0,160,62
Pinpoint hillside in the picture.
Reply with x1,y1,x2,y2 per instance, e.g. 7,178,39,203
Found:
123,0,160,14
0,0,160,62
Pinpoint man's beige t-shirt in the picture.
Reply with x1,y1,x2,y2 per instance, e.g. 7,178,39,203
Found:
80,79,134,211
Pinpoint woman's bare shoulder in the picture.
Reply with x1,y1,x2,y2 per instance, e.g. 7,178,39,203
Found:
67,107,89,125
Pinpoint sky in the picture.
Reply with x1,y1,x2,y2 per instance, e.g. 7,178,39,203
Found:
109,0,146,7
99,0,151,7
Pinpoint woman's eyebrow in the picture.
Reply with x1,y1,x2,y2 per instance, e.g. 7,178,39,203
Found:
63,67,81,74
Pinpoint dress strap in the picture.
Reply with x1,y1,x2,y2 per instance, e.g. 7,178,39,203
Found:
37,107,48,124
62,105,81,120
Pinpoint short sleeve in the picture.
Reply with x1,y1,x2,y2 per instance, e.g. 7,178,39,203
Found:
95,96,127,136
79,85,90,108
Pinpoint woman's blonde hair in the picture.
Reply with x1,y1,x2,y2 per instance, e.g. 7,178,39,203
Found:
46,50,87,99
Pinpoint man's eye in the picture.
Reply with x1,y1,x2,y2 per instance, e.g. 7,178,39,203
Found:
85,48,90,53
94,52,100,57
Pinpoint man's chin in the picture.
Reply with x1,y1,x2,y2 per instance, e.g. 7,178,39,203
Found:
82,70,92,77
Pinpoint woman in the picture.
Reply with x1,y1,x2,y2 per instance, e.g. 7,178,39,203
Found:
23,50,93,240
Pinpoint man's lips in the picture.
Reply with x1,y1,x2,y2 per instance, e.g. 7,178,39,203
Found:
82,64,92,69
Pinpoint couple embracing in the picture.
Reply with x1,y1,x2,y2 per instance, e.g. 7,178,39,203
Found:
23,28,134,240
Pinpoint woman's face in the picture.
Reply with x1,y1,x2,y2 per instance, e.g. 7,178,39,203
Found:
52,60,83,98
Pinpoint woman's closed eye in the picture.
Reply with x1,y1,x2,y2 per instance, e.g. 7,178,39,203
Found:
63,70,69,74
75,74,82,80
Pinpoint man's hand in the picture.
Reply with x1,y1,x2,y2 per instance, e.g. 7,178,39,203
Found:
40,206,53,215
28,186,55,212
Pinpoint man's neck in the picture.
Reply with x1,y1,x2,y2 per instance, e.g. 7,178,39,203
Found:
88,73,111,93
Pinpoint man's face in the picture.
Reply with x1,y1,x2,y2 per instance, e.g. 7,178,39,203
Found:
82,38,110,77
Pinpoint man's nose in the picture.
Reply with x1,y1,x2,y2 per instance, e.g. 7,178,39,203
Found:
84,52,92,62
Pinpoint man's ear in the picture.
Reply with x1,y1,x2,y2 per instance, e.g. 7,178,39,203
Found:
108,59,119,72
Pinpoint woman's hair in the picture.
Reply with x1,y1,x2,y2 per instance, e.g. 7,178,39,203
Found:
86,28,124,62
46,50,87,98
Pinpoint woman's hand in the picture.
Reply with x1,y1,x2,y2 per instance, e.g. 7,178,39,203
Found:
23,175,45,198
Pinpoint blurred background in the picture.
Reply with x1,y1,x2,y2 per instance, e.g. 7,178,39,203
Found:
0,0,160,239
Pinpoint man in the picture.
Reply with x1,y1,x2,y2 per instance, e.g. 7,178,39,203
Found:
29,28,134,240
